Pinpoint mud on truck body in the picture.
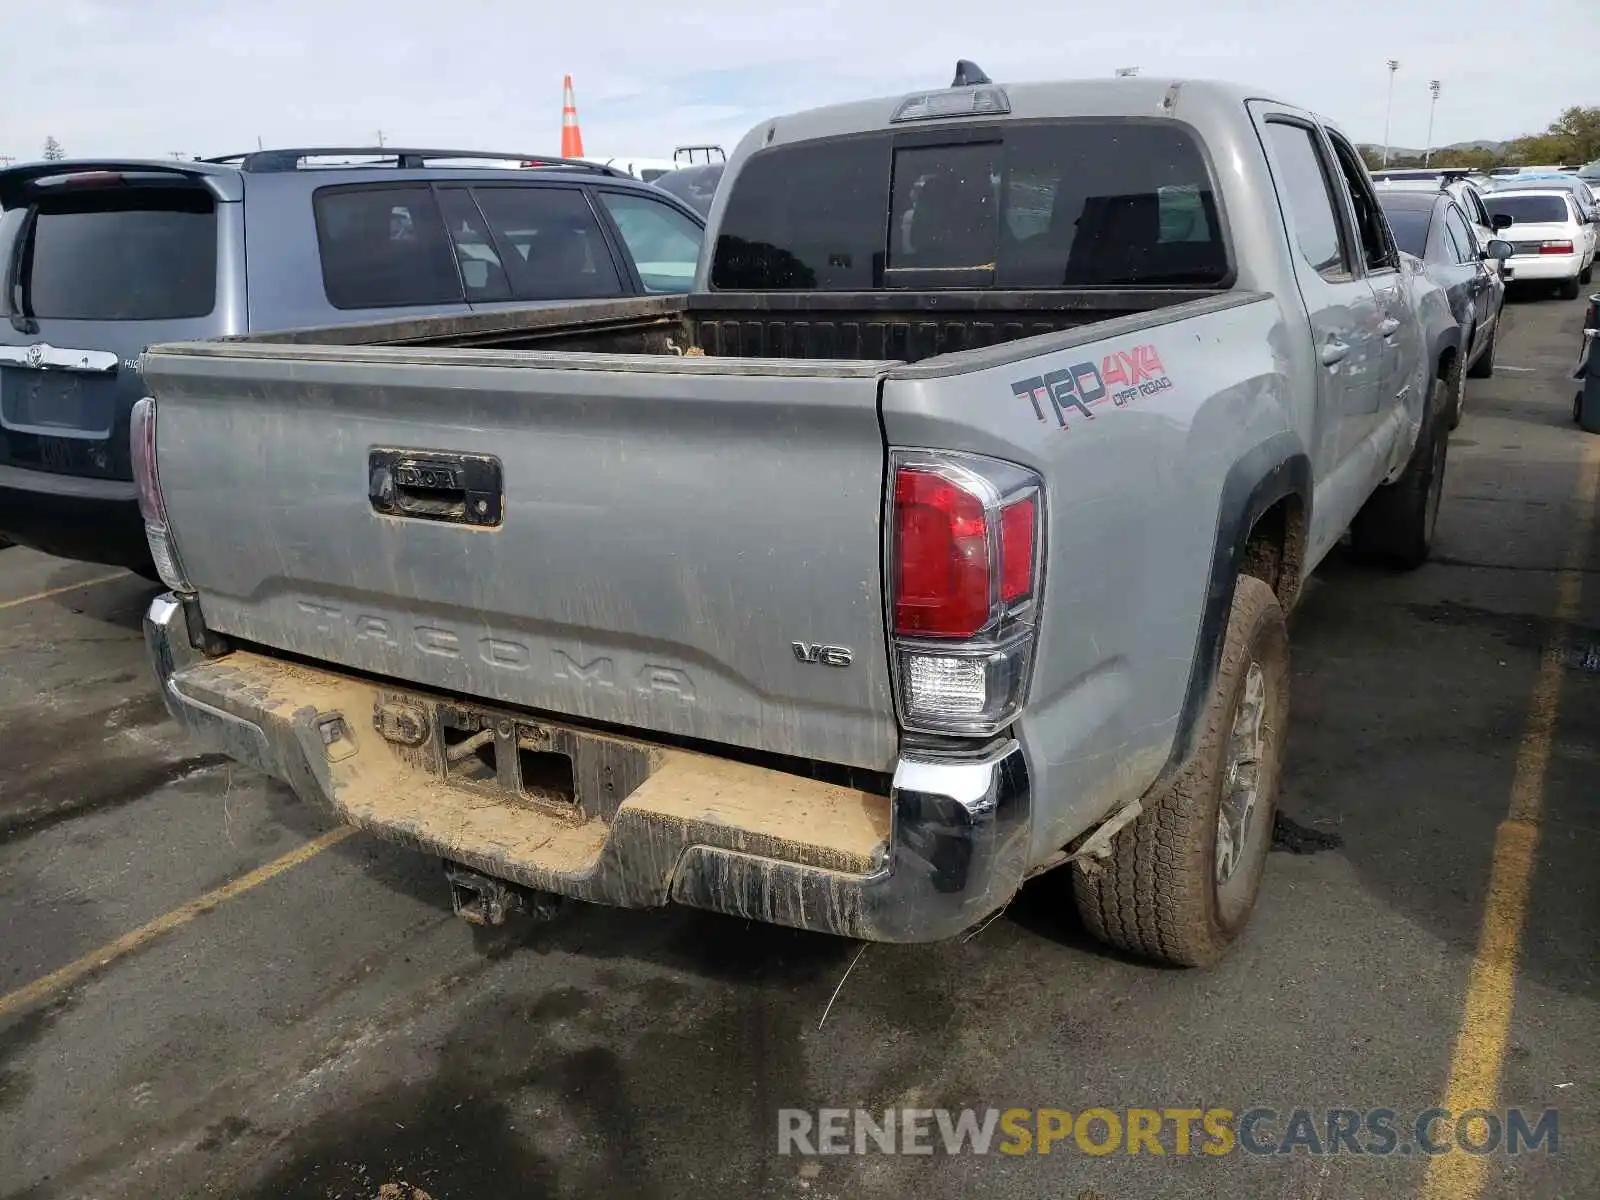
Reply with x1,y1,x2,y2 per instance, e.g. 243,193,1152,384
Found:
138,70,1459,965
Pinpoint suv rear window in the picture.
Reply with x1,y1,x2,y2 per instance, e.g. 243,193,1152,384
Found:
18,188,217,320
710,120,1228,290
1484,194,1570,225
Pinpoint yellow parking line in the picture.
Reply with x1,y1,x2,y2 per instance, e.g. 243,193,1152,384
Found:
1422,436,1600,1200
0,825,356,1021
0,571,129,611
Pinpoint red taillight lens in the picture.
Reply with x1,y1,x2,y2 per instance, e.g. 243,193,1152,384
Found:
893,466,991,637
1000,495,1036,604
60,171,126,189
1540,241,1574,254
130,397,164,525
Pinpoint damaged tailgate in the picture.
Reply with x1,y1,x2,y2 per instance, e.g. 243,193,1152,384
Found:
141,344,902,772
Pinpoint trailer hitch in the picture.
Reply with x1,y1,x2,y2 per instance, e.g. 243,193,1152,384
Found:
443,861,564,926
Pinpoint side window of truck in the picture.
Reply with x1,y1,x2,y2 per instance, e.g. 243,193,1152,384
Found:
1264,122,1351,279
314,185,463,310
470,186,624,301
1326,132,1399,274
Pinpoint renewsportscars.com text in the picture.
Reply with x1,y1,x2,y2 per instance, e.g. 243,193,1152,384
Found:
776,1107,1559,1158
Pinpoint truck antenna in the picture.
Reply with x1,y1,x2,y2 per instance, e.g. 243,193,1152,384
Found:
951,60,992,87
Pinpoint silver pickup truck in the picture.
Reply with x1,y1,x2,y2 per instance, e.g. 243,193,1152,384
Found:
137,72,1462,966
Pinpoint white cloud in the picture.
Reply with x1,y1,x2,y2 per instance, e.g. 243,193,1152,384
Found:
1,0,1590,163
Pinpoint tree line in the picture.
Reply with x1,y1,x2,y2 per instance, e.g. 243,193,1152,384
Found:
1361,105,1600,170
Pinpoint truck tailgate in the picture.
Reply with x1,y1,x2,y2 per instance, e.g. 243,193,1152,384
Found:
141,346,901,773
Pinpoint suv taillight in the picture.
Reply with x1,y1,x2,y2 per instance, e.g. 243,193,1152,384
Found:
130,397,190,591
888,450,1043,736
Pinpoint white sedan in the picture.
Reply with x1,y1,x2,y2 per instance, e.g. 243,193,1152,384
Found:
1483,190,1597,299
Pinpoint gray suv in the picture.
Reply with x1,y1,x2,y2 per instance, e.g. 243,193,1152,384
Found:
0,148,706,571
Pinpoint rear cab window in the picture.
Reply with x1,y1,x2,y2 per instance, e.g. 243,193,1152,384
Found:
13,185,217,320
709,120,1230,291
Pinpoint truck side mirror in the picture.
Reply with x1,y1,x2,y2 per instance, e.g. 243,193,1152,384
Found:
1491,213,1514,230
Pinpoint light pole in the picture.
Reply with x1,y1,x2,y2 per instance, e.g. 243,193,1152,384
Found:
1423,80,1441,166
1382,59,1399,166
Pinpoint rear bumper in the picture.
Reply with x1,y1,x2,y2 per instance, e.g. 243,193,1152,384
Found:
0,463,150,569
1508,254,1582,282
145,594,1031,942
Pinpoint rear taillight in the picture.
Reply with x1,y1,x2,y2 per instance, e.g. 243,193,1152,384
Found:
1540,241,1575,254
888,451,1043,736
130,397,190,592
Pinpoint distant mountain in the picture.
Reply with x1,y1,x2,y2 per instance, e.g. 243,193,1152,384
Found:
1358,139,1510,158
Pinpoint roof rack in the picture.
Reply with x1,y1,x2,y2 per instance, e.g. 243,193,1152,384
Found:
197,148,629,177
673,144,726,166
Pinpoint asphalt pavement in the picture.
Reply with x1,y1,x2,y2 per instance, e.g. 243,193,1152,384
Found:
0,288,1595,1200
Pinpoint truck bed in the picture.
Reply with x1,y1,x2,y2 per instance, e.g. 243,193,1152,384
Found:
240,288,1230,362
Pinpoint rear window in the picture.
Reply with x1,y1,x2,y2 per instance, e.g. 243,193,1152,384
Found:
18,188,217,321
1484,194,1570,225
314,185,463,309
710,121,1229,291
1379,203,1434,257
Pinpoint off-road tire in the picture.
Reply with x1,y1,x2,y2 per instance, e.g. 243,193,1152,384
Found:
1466,320,1497,381
1559,276,1582,300
1072,576,1290,967
1349,378,1449,570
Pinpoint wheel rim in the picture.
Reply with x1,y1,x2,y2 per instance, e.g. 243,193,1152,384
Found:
1215,661,1267,885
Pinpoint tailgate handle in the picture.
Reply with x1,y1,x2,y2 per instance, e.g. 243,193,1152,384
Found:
369,448,503,527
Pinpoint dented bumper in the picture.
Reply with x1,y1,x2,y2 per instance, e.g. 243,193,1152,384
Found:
145,594,1031,942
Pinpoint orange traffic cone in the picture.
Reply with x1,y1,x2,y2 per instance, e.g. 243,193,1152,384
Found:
561,76,585,159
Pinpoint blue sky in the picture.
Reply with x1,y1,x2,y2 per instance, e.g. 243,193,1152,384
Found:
2,0,1591,164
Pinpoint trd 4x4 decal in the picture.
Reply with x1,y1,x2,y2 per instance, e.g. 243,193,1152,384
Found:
1011,344,1172,429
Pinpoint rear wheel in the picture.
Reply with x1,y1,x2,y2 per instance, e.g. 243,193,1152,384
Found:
1350,378,1449,570
1559,276,1582,300
1581,261,1593,285
1072,576,1290,967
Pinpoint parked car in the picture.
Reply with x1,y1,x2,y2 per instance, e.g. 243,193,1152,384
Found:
0,149,707,573
1578,160,1600,183
1484,189,1598,298
1374,173,1514,280
651,162,725,217
137,72,1460,967
1490,172,1599,222
1376,187,1512,424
